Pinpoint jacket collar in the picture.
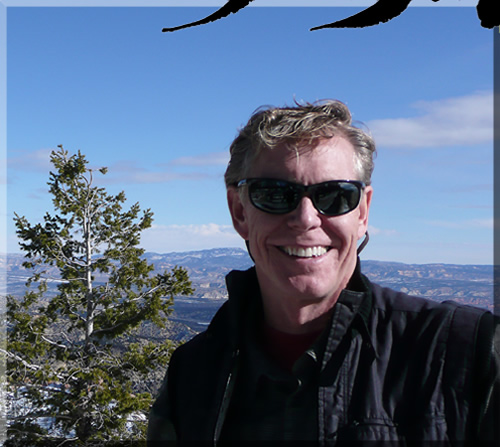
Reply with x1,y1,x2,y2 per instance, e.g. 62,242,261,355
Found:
222,258,376,358
334,259,377,359
320,264,377,369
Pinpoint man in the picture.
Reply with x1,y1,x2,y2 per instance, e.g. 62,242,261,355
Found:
148,100,499,443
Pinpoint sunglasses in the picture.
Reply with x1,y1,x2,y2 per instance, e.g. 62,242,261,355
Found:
237,178,366,216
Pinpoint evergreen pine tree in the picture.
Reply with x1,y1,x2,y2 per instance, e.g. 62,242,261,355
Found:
5,147,193,445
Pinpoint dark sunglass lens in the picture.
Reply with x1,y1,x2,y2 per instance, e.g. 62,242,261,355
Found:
249,180,298,213
315,182,360,216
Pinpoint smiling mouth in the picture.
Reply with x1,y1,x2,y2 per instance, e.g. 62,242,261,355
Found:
279,246,331,258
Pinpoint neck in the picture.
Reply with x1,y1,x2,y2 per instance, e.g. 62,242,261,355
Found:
261,291,341,335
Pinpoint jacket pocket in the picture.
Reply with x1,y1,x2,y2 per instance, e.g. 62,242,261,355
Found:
335,417,405,443
334,415,449,444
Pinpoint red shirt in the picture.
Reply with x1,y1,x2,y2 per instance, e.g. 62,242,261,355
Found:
263,323,322,372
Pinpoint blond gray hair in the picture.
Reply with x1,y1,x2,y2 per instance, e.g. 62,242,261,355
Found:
224,100,376,187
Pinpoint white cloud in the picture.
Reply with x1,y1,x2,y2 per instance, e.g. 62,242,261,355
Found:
7,149,222,185
367,91,493,148
81,160,213,184
104,170,208,184
140,223,245,253
8,148,53,172
168,151,229,167
368,225,398,236
98,153,227,184
425,218,494,230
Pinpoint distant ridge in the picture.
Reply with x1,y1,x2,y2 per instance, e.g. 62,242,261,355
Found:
4,247,495,311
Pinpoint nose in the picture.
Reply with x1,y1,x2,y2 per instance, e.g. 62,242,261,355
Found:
287,196,322,231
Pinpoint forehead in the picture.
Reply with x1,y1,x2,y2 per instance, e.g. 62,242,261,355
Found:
248,136,358,182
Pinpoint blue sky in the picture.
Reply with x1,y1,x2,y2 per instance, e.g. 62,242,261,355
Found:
2,4,494,264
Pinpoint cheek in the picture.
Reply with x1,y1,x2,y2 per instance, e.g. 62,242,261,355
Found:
247,214,285,249
249,216,272,241
325,215,362,245
327,214,348,231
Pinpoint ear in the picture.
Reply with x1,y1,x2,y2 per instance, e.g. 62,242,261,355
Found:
357,185,373,240
227,186,249,240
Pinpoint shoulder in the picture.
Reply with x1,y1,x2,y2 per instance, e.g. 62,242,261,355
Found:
365,279,492,349
170,267,259,369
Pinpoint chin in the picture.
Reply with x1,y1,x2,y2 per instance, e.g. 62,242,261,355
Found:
285,275,340,303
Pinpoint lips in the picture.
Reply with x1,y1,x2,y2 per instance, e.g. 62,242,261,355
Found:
279,246,331,258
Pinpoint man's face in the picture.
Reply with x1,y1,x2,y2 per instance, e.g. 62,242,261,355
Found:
227,137,373,313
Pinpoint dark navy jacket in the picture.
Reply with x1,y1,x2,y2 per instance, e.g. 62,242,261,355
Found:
148,264,499,444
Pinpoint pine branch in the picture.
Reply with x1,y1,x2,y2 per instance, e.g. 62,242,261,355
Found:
91,301,155,338
2,349,41,372
39,334,69,351
92,284,163,318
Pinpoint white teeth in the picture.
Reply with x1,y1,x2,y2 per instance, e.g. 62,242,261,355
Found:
281,246,329,258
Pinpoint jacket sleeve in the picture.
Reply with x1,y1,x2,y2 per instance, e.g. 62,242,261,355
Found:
147,368,178,443
474,312,500,442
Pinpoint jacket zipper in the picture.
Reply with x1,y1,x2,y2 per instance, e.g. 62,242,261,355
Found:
213,348,240,445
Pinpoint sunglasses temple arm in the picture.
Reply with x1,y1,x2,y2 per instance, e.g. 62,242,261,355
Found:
357,231,369,255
